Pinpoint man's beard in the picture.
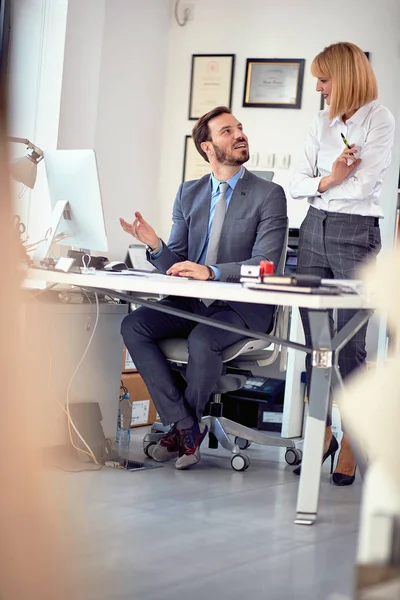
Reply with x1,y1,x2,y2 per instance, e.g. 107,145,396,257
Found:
212,142,249,166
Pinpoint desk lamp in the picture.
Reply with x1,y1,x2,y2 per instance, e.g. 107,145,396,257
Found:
8,136,44,189
8,137,44,265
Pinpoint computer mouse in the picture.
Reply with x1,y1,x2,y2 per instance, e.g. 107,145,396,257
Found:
104,261,128,271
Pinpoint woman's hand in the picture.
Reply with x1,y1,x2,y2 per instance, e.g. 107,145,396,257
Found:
119,211,159,249
318,145,361,192
331,145,361,184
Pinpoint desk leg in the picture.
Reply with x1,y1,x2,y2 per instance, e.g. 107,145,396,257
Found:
295,310,332,525
282,307,306,439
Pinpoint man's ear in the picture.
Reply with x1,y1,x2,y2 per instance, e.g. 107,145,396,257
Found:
200,141,212,158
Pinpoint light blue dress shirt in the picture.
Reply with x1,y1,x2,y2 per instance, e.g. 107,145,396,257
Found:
198,167,243,280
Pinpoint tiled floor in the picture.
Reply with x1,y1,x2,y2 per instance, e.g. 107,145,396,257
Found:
60,428,362,600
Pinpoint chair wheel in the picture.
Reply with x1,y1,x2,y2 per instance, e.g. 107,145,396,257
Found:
231,454,250,471
234,437,251,450
143,442,156,458
285,448,302,466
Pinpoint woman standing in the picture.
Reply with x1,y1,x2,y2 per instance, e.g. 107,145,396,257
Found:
290,42,395,485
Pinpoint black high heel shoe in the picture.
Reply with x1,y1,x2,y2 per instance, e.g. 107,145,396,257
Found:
332,467,356,486
293,435,339,476
332,435,357,486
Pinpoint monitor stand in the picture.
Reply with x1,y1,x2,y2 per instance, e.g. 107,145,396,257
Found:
32,200,68,265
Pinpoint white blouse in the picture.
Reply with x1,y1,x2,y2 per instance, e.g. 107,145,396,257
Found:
290,101,395,217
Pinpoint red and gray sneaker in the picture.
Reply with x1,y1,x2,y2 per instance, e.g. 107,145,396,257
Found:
175,422,208,470
150,426,180,462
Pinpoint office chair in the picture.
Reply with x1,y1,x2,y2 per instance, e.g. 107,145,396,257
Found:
249,170,274,182
142,228,302,470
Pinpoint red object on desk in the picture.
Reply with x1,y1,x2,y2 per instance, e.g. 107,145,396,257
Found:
259,260,274,276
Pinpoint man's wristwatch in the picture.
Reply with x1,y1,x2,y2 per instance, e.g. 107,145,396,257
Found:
147,239,162,255
206,266,215,280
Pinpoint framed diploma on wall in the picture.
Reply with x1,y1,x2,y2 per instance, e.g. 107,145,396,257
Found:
182,135,212,182
243,58,305,109
188,54,235,120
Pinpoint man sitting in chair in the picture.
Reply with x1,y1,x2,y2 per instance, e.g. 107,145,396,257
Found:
120,106,287,470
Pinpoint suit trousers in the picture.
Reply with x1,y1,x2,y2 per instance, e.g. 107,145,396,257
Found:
297,205,381,426
121,297,265,425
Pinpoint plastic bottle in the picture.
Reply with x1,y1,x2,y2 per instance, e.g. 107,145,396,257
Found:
116,391,131,456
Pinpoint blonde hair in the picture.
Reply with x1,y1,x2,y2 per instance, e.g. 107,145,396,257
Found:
311,42,377,119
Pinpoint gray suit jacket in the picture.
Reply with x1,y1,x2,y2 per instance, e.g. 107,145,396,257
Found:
147,169,288,332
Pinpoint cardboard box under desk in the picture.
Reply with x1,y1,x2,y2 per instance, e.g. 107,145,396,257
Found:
122,345,137,372
121,372,161,427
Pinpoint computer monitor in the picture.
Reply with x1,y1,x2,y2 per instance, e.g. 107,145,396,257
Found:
34,149,108,262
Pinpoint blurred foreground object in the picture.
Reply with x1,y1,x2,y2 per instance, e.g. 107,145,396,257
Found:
337,249,400,598
0,103,75,596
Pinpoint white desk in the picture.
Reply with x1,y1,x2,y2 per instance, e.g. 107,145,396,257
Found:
25,267,374,524
25,268,372,310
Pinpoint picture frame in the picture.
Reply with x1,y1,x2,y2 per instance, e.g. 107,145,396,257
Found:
182,135,212,182
243,58,305,109
188,54,235,120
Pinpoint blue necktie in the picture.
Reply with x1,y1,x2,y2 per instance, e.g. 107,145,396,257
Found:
202,182,229,307
205,182,229,265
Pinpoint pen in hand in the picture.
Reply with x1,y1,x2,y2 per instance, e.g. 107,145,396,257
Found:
340,132,356,160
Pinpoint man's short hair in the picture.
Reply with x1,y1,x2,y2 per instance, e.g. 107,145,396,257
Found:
192,106,232,163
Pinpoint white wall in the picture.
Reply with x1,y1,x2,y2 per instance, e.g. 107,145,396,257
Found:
58,0,106,149
57,0,171,261
94,0,170,260
157,0,400,241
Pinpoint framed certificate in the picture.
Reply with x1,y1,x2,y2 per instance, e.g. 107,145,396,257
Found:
189,54,235,120
182,135,212,182
243,58,305,109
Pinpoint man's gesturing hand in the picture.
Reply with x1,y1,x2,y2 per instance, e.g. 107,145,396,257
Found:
119,211,159,249
167,261,211,280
